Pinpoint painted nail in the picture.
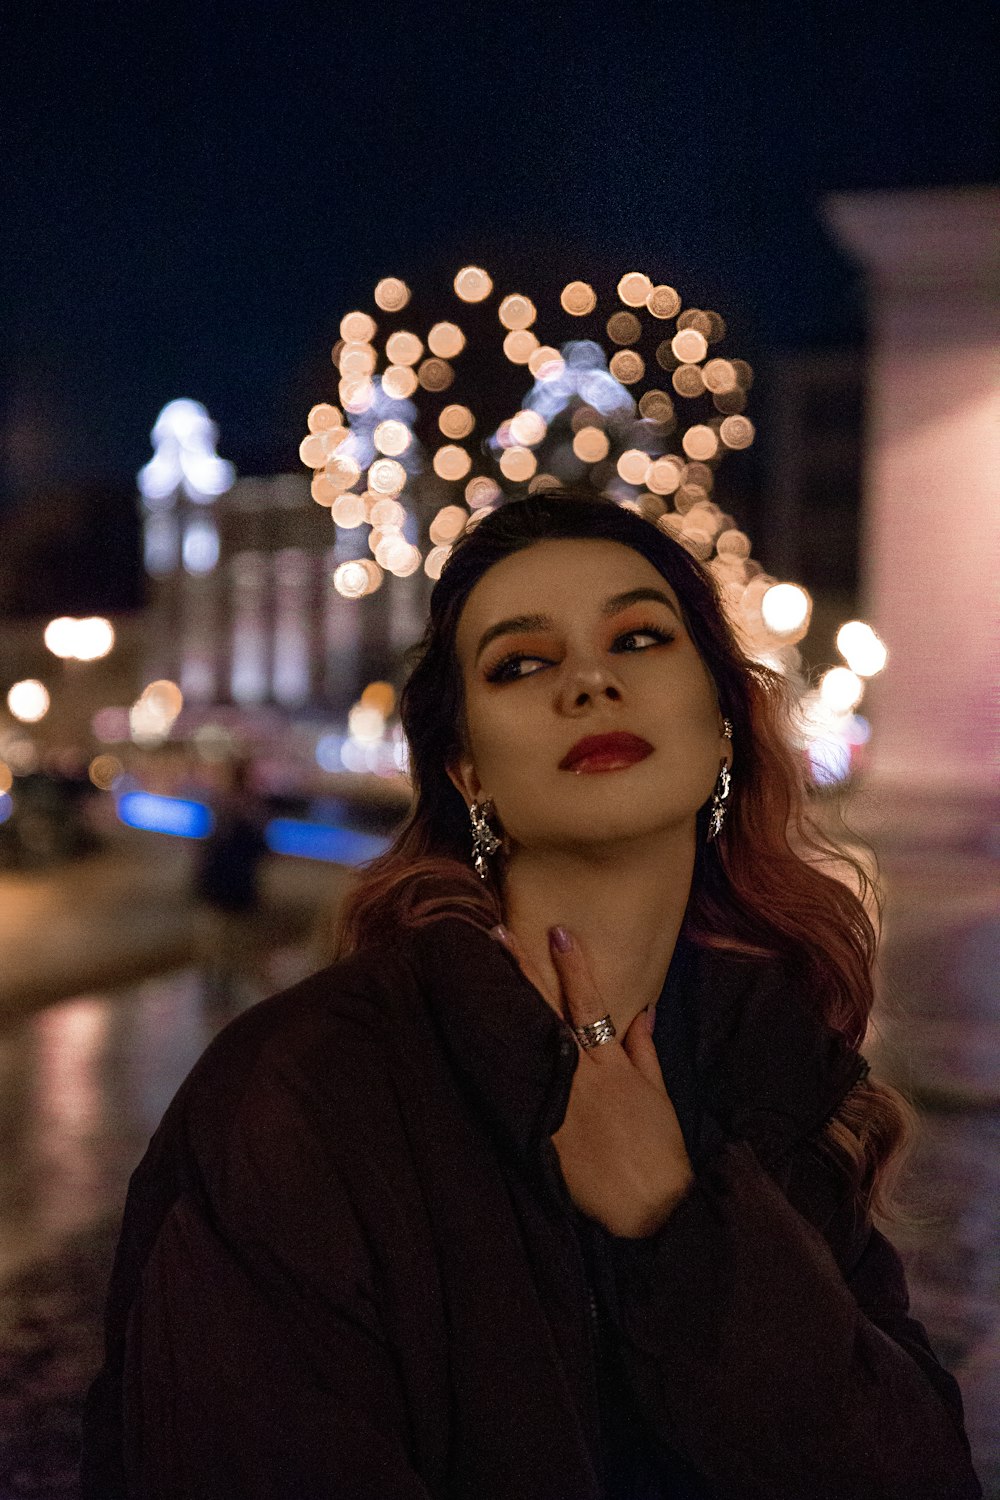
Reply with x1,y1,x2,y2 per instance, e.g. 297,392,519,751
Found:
489,924,511,944
550,926,573,953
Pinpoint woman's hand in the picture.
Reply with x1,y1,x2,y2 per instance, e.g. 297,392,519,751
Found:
490,923,695,1239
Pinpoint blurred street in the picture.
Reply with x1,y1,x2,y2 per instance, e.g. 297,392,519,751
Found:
0,823,996,1496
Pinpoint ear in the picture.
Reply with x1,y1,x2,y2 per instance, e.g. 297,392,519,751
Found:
445,750,483,810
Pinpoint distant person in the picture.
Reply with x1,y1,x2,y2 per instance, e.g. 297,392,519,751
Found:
191,755,268,1002
82,492,982,1497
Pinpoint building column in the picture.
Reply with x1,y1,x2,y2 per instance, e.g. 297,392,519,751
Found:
824,187,999,848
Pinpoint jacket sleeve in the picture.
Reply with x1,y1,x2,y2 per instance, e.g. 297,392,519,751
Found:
596,1137,983,1500
82,1050,440,1500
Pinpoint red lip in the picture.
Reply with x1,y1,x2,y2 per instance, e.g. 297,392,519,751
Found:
559,732,654,771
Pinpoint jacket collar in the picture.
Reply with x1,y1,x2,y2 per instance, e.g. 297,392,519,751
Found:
408,917,868,1173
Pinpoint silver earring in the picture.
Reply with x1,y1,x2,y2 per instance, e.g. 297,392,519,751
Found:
707,719,734,842
469,799,502,880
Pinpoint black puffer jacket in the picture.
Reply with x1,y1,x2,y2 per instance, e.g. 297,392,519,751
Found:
81,918,982,1498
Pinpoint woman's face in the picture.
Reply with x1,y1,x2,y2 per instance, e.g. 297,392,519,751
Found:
446,538,731,856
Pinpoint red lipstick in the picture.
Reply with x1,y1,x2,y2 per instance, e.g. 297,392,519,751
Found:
559,732,654,773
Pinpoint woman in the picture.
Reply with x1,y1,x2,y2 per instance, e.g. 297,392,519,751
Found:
81,490,982,1498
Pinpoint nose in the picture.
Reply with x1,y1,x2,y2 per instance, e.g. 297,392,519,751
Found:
558,660,624,712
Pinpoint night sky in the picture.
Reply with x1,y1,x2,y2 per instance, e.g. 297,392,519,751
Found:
1,0,995,609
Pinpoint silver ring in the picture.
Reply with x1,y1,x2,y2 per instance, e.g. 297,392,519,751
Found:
572,1014,617,1050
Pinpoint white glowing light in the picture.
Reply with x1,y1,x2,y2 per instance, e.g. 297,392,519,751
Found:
7,680,50,723
182,518,220,574
836,621,888,677
819,667,864,715
74,617,116,661
348,704,386,743
138,399,235,505
44,618,78,658
761,584,811,635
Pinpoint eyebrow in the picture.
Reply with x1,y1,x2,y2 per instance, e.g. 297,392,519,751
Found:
473,587,682,665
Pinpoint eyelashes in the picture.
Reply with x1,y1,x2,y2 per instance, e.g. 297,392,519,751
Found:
483,623,676,684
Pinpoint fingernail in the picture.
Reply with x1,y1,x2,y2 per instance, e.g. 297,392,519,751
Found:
550,926,573,953
645,1005,656,1035
489,924,511,944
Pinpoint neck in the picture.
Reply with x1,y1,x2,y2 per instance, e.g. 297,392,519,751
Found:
499,824,696,1036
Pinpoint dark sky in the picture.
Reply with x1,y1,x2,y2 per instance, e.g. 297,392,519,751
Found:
2,0,996,522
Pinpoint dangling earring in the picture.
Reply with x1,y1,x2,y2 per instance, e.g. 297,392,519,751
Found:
707,718,734,842
469,799,503,880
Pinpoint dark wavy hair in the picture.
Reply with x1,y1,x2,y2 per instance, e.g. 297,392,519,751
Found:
332,489,919,1226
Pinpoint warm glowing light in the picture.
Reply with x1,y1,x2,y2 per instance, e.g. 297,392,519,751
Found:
299,433,327,468
717,529,752,558
499,447,537,482
527,345,564,380
609,350,645,384
368,458,407,494
837,621,888,677
374,277,410,312
424,545,451,579
361,680,396,715
87,756,122,792
429,505,468,544
338,341,378,377
672,365,705,397
373,420,411,456
638,390,674,423
509,409,547,446
616,450,651,485
529,473,560,493
334,559,383,598
682,425,719,461
672,329,708,363
417,358,454,391
719,415,755,449
7,680,50,723
440,404,475,439
454,266,493,302
503,329,538,364
308,403,341,432
0,762,12,794
607,311,642,345
466,475,501,508
655,340,678,370
572,426,610,463
324,453,362,491
382,365,418,399
646,457,683,495
647,285,681,319
385,331,423,366
340,311,377,343
703,358,737,394
498,294,537,331
561,281,597,315
820,667,864,714
617,272,653,307
713,388,747,414
731,359,754,388
428,321,466,358
369,497,406,528
761,584,811,634
332,493,366,527
339,376,375,413
142,679,184,721
433,445,472,481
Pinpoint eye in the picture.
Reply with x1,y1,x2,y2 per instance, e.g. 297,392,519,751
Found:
483,622,675,684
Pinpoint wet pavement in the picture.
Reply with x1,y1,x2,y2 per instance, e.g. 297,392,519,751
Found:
0,837,997,1497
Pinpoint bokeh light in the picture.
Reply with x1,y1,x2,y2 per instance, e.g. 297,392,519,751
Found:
836,621,888,676
427,322,466,358
439,404,475,439
373,278,410,312
454,266,493,302
820,667,865,714
761,583,812,634
7,680,50,723
561,282,597,315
